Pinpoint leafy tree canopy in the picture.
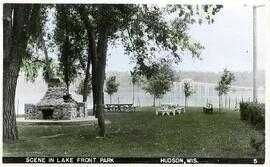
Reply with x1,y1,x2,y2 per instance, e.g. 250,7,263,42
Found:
21,56,59,82
22,4,222,88
142,62,175,100
183,81,194,98
54,5,88,89
72,4,222,78
215,68,235,96
20,5,58,83
119,4,222,78
105,76,120,96
76,76,92,96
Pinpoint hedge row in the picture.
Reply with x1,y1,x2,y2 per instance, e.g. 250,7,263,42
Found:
239,102,265,129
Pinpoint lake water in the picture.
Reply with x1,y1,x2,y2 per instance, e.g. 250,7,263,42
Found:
15,80,265,115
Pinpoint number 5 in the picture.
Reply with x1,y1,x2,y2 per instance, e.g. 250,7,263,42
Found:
254,159,257,164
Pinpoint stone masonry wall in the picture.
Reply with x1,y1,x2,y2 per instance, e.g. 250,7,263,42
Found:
24,78,82,120
25,104,42,119
25,104,78,120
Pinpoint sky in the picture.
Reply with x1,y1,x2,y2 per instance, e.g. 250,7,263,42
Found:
106,4,267,72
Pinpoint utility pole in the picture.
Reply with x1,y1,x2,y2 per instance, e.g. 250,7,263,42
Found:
253,5,257,102
252,4,265,102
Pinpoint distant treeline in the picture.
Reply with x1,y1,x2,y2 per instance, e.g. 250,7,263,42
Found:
176,70,265,87
106,70,265,88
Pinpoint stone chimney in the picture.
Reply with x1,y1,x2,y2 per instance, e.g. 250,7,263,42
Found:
25,78,84,120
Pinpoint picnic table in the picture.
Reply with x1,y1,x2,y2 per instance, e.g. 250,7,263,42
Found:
156,105,185,116
104,104,136,112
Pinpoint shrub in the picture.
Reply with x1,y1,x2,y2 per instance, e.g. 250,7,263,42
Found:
250,134,265,153
239,102,265,155
239,102,249,121
239,102,265,129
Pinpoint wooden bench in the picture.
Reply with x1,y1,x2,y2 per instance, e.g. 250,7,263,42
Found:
203,103,213,113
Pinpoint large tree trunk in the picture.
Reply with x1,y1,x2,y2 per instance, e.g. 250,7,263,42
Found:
87,25,108,136
132,84,135,104
67,84,70,95
78,6,109,137
3,4,35,143
3,4,15,143
64,35,70,95
76,6,96,116
83,48,91,103
94,28,108,137
40,34,53,82
153,96,156,107
3,60,21,143
88,30,98,117
92,78,98,117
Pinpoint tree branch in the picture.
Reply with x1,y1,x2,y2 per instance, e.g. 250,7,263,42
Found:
125,27,143,58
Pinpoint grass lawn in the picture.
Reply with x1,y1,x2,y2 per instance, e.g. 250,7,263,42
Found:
3,107,264,158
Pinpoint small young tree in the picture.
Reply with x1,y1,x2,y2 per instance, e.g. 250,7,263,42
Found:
183,80,194,110
215,68,235,111
105,76,120,104
142,63,175,106
76,76,92,101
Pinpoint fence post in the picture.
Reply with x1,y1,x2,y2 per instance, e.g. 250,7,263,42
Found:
235,96,238,111
241,96,243,103
229,96,230,109
225,96,227,109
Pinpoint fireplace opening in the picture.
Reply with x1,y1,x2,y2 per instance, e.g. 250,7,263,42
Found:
42,109,53,119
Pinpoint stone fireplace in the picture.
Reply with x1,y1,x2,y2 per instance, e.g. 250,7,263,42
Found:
25,78,85,120
42,109,53,119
